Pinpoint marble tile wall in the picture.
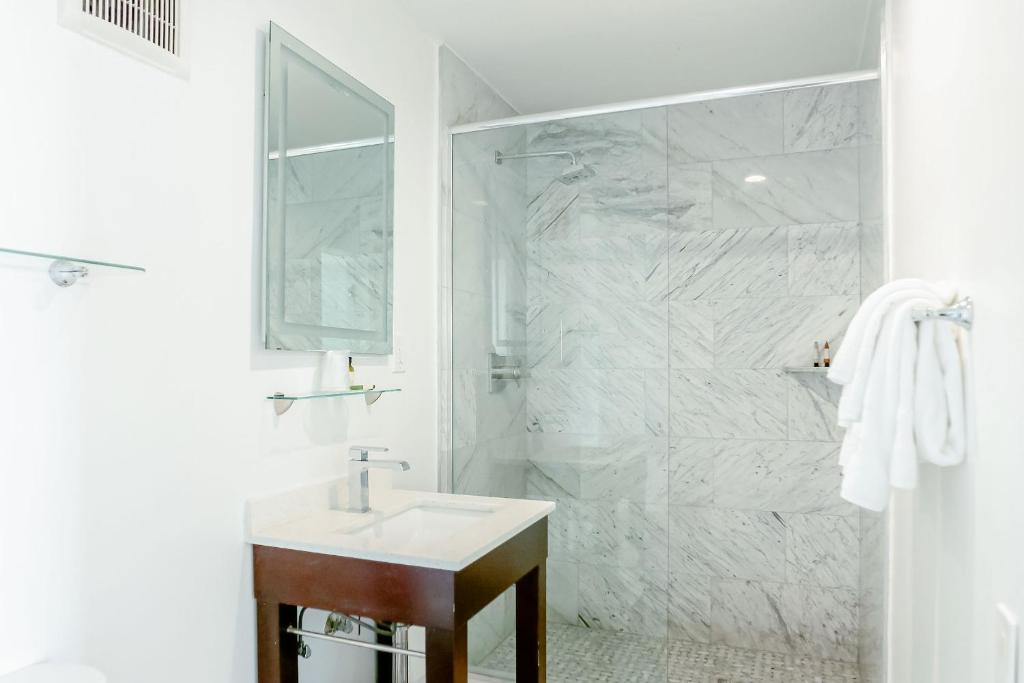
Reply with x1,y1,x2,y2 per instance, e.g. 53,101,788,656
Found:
516,81,883,668
856,78,887,683
267,145,388,347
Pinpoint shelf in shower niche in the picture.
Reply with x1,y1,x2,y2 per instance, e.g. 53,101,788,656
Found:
0,246,146,287
784,366,830,375
267,388,401,415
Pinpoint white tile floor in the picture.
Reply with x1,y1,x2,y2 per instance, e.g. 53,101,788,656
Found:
476,624,860,683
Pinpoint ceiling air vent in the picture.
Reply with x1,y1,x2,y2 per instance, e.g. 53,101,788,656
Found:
59,0,187,77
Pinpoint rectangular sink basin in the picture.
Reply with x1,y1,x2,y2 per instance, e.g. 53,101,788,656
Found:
347,505,495,546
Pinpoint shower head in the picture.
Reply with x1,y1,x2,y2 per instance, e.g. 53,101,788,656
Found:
493,149,594,185
557,162,596,185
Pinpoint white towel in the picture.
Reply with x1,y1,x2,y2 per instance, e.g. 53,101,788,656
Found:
839,297,931,509
833,280,966,511
829,279,930,383
832,282,955,427
914,321,966,467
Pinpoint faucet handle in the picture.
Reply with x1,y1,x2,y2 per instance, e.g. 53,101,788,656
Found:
349,445,389,460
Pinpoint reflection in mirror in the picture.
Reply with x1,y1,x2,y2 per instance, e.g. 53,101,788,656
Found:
264,23,394,352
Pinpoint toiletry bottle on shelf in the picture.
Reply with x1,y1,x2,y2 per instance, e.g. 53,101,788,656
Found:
814,341,822,367
348,356,362,391
823,340,832,367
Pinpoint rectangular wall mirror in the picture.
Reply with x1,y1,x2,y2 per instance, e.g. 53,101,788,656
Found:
263,22,394,353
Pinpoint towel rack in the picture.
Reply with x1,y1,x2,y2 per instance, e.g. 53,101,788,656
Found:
912,297,973,330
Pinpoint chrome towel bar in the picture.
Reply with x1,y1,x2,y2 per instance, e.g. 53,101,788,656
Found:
285,626,426,659
912,297,973,331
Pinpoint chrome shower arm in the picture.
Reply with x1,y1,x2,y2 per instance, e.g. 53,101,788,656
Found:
494,149,578,166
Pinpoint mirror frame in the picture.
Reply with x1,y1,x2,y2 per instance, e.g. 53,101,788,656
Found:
262,22,395,353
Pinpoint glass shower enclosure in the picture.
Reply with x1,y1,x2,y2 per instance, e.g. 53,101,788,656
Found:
445,76,885,683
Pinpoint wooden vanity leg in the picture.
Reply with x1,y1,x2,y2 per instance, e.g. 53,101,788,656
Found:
256,601,299,683
425,623,468,682
516,563,546,683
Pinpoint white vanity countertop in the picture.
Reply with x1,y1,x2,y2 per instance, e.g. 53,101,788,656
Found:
246,476,555,571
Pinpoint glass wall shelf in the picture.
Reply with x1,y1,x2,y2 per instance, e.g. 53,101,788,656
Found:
268,388,400,415
783,366,830,375
0,247,146,287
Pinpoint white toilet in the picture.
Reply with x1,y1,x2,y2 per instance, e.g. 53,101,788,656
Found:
0,665,105,683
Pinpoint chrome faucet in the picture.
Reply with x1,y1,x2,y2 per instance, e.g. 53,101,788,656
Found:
347,445,410,513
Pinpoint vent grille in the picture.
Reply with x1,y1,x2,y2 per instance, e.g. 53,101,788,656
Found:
80,0,180,56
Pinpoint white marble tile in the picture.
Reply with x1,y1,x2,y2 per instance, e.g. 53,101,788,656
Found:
787,584,859,662
711,296,858,368
667,93,784,163
668,228,788,300
527,302,581,369
527,238,580,306
788,223,861,295
710,578,857,662
451,289,490,371
669,506,787,581
668,438,715,506
525,434,669,504
787,372,844,442
785,514,860,589
670,369,788,439
579,301,669,369
710,579,797,655
452,436,528,499
784,84,859,152
669,301,715,369
712,149,859,229
451,369,476,449
527,178,580,242
858,509,887,682
713,439,852,516
467,589,516,665
668,571,712,643
858,144,883,224
857,79,882,147
578,561,668,637
548,559,580,626
527,109,668,237
644,369,670,437
860,220,885,297
577,235,669,303
529,234,668,305
576,502,669,570
668,161,713,232
527,368,646,435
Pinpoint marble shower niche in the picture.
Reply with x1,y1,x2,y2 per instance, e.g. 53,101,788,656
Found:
449,78,884,682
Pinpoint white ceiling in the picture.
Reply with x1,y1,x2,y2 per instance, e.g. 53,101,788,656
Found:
397,0,883,115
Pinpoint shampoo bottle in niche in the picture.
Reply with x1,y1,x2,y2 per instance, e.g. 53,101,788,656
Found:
823,340,832,367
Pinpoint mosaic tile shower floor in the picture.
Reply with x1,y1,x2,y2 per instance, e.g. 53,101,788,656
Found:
476,624,860,683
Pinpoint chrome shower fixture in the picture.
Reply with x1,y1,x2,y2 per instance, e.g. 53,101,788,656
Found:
494,149,595,184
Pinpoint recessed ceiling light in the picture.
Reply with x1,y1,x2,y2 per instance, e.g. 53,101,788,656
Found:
744,174,767,183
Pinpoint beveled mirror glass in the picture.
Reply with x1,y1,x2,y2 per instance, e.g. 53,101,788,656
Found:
264,23,394,352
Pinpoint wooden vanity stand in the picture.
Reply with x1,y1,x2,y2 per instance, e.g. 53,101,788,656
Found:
253,518,547,682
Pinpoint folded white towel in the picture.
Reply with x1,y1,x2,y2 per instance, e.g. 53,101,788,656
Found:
829,278,932,385
839,297,931,509
914,320,966,467
832,282,955,427
833,280,967,511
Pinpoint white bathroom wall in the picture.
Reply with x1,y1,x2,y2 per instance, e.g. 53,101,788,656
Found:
0,2,439,681
887,0,1024,680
